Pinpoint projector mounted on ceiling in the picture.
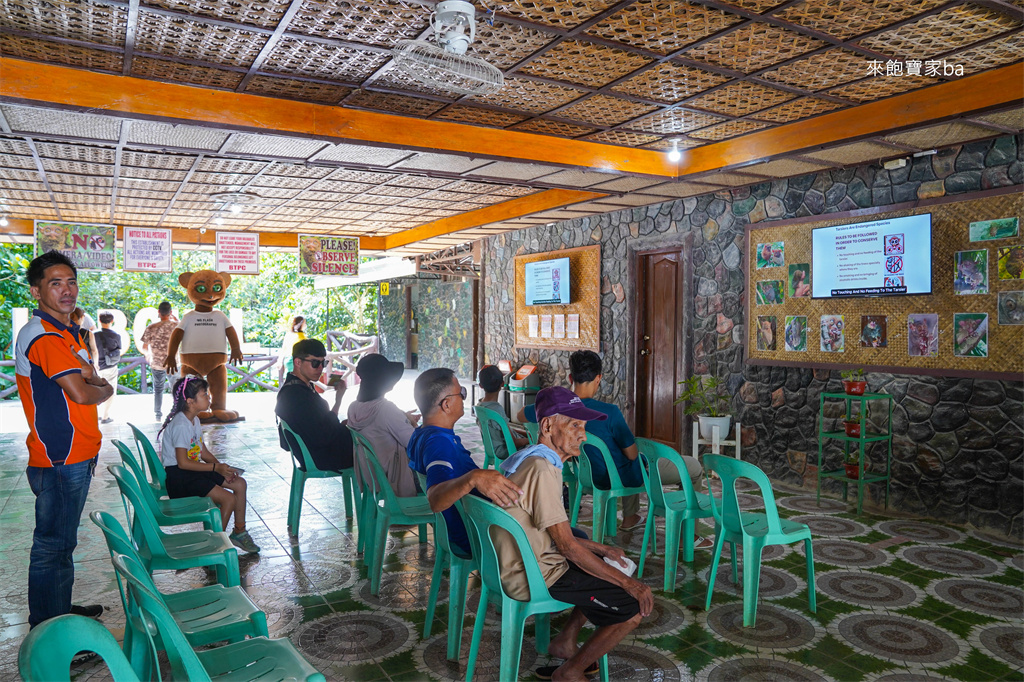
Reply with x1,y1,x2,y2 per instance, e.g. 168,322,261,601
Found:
391,0,504,97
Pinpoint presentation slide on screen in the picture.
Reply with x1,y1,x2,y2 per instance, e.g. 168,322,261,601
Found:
524,257,570,305
812,214,932,297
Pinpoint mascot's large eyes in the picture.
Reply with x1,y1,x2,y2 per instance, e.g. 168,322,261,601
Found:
212,284,222,293
196,285,207,293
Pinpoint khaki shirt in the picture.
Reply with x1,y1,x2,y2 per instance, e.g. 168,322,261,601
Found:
141,319,177,370
494,457,569,600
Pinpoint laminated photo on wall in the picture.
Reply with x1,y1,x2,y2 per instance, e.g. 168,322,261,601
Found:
996,246,1023,280
953,249,988,295
784,315,806,352
953,313,988,357
756,316,776,351
755,280,784,305
820,315,845,353
860,315,887,348
907,314,939,357
788,263,811,298
756,241,784,269
968,217,1018,242
997,292,1024,325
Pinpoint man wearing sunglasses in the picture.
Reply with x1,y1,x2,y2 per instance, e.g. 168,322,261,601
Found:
275,338,354,471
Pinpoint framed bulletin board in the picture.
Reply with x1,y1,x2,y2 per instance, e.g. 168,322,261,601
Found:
514,244,601,351
746,188,1023,380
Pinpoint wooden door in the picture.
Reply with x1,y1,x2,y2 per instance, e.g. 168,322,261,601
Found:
634,248,687,451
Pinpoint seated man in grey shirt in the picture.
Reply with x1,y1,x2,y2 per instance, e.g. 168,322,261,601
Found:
476,365,528,461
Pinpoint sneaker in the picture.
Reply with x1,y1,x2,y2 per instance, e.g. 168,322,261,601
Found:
229,530,260,554
71,651,99,666
69,604,103,619
99,418,113,424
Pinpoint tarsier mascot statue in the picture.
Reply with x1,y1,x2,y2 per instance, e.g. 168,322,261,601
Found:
165,270,245,422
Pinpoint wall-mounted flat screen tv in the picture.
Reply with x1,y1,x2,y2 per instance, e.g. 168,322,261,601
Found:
812,213,932,298
524,256,570,305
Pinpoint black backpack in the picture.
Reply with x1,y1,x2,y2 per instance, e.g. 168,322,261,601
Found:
97,330,121,368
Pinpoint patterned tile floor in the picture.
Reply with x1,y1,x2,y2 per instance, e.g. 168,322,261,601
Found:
0,396,1022,681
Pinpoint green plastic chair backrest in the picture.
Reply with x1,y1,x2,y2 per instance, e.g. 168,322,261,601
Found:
112,440,161,521
475,406,517,464
635,438,702,512
108,464,168,554
350,428,398,508
704,454,783,536
18,614,141,682
462,495,553,603
575,440,596,490
524,421,539,444
90,510,169,619
129,423,166,491
582,432,628,491
278,418,330,474
111,553,214,682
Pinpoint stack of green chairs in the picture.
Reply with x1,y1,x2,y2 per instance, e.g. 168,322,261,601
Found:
462,495,609,682
278,418,359,538
19,614,141,682
128,423,170,497
109,463,240,587
703,454,816,627
112,553,325,682
128,424,219,521
571,433,646,543
475,405,518,469
635,438,716,591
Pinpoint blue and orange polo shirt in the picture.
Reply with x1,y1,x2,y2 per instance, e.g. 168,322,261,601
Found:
15,310,102,467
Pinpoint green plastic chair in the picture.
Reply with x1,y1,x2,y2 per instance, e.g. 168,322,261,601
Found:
415,471,478,660
112,553,325,682
91,511,268,679
129,422,169,497
19,614,141,682
476,405,518,469
462,495,609,682
350,429,432,595
572,433,646,544
703,454,816,627
635,439,716,591
523,421,539,444
278,418,359,537
112,440,221,532
108,464,240,588
569,442,596,528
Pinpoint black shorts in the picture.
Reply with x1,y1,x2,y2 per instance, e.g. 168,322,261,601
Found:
548,563,640,627
165,466,224,499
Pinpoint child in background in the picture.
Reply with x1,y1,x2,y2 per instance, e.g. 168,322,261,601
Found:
158,376,260,553
477,365,528,462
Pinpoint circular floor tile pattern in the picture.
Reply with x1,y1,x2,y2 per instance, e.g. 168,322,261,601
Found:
970,623,1023,669
816,570,921,608
1010,554,1024,572
928,578,1024,620
876,520,964,545
735,492,764,511
864,673,935,682
705,564,803,600
353,571,441,611
292,611,415,665
704,655,828,681
968,528,1024,549
897,546,1001,577
634,594,688,636
832,613,964,665
706,603,819,651
604,643,684,681
792,515,869,538
777,495,848,514
465,590,502,625
245,588,305,637
401,543,437,571
305,530,357,558
248,557,355,596
637,556,697,591
808,539,892,569
415,626,537,682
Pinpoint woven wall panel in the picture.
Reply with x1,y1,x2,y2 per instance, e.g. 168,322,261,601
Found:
688,82,795,117
328,169,396,184
262,38,388,81
513,118,596,138
515,244,601,351
386,176,452,190
118,167,188,182
751,96,847,123
226,133,327,157
531,169,618,188
345,89,445,117
636,180,719,197
3,105,121,140
1,190,52,202
491,185,538,197
883,122,997,150
499,0,621,30
689,119,772,141
434,105,528,128
131,57,244,89
802,140,900,166
248,175,316,190
742,156,835,178
858,4,1022,59
774,0,947,40
760,49,873,91
519,40,652,88
694,171,765,187
245,75,350,103
36,142,115,163
0,34,122,72
557,94,658,127
948,31,1024,75
724,0,789,10
975,108,1024,131
126,122,227,152
584,130,661,146
40,159,113,176
366,184,425,198
289,0,430,46
0,0,126,45
135,12,268,67
826,74,936,103
470,76,586,114
121,151,198,170
197,158,266,174
642,137,703,150
747,192,1024,375
684,23,827,73
470,21,555,70
585,0,744,54
143,0,290,29
611,61,729,104
626,107,726,134
0,155,38,171
373,67,460,99
0,138,33,156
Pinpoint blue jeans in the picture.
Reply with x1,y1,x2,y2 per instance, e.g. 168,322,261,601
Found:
27,457,96,628
152,368,168,415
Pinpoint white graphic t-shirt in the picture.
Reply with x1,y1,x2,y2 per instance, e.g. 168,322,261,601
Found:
176,310,233,354
160,412,204,467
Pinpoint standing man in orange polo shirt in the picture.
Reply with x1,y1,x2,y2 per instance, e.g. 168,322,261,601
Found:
16,251,113,629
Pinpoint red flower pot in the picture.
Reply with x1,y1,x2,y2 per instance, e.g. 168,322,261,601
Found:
844,421,861,438
843,380,867,396
844,463,861,479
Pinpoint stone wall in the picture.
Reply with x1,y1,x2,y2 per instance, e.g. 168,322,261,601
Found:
415,279,476,380
481,134,1023,539
377,281,406,364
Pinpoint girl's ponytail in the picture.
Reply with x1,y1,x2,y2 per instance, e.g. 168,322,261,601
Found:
157,375,209,441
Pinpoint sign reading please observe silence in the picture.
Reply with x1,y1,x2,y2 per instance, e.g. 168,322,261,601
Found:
298,235,359,276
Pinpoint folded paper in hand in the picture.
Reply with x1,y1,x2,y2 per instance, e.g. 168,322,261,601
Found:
603,555,637,577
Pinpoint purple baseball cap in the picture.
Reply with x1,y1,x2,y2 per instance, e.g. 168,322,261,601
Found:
534,386,607,422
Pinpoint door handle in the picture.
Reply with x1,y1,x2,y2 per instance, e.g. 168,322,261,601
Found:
643,335,650,341
639,349,650,356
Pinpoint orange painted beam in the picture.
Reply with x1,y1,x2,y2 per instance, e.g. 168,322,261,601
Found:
680,63,1024,176
0,218,386,251
384,189,607,250
0,58,675,177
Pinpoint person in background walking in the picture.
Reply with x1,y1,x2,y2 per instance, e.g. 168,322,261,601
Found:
70,307,98,365
142,301,178,421
277,315,307,383
93,312,121,425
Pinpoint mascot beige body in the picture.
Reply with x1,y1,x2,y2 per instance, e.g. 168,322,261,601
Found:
165,270,244,422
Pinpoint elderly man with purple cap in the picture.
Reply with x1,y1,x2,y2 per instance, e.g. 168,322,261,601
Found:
495,386,652,682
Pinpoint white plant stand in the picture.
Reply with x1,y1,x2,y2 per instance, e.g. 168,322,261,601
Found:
692,420,742,461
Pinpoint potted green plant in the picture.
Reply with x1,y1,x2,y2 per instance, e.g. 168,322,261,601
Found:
675,375,732,441
841,368,867,396
844,451,861,479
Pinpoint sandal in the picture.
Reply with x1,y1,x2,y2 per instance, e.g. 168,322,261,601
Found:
619,515,645,532
535,662,601,679
694,535,714,550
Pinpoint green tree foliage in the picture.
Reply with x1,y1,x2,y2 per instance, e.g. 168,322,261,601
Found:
0,244,34,354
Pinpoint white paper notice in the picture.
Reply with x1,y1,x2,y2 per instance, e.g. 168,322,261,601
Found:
567,314,580,339
528,315,539,338
540,315,553,338
553,314,565,339
215,231,260,275
123,227,172,272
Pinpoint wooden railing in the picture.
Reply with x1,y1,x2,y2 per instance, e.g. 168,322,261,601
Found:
325,331,379,384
